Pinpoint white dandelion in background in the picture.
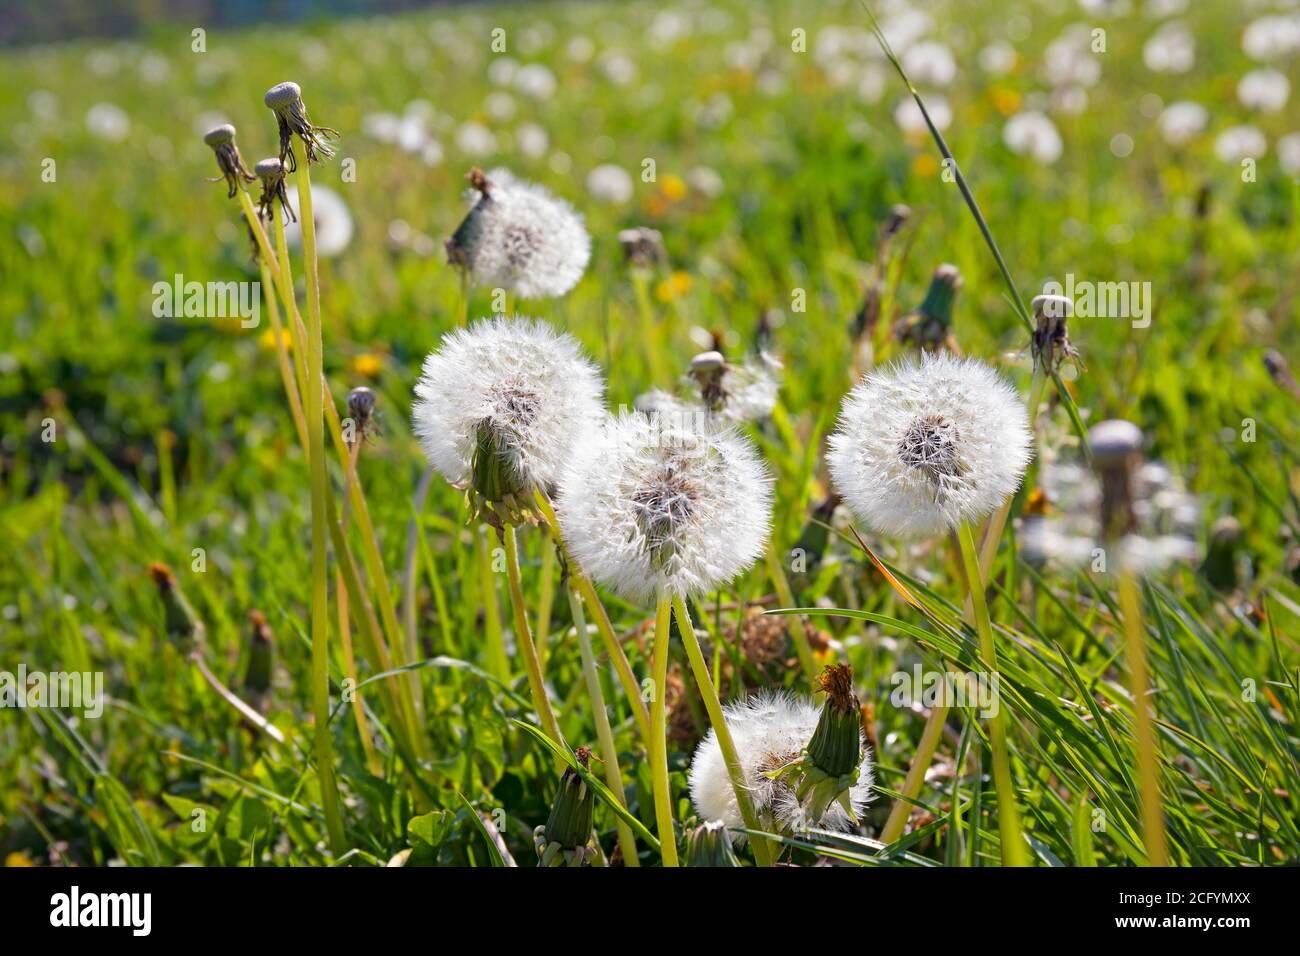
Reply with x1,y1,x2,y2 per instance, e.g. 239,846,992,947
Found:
283,184,353,257
1003,110,1064,164
1143,21,1195,74
1278,132,1300,175
1237,69,1290,114
446,167,590,299
827,352,1033,538
555,412,772,604
1043,25,1102,88
902,41,957,87
514,63,557,101
586,163,634,204
1157,100,1208,147
412,316,604,504
1241,14,1300,62
687,165,725,199
894,95,952,135
455,121,497,158
689,691,873,836
979,40,1017,76
516,122,549,159
1214,125,1267,163
636,350,782,425
86,102,129,142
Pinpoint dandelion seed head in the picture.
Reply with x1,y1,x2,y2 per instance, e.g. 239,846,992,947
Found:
688,691,873,836
1157,100,1208,147
1003,110,1063,164
828,352,1033,538
446,167,590,299
412,316,604,499
556,412,771,603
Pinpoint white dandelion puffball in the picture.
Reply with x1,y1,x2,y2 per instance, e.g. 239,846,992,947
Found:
1242,15,1300,62
1237,69,1290,113
893,95,952,135
1278,132,1300,175
586,164,634,204
1143,21,1195,74
283,185,354,258
412,317,604,494
86,102,129,142
447,168,590,299
689,692,873,835
1214,125,1267,163
902,41,957,87
1003,111,1064,164
1157,101,1208,147
828,353,1033,538
556,412,772,603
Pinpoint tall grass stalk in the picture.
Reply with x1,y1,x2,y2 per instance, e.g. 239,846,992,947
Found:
568,586,640,865
765,545,818,686
1117,571,1169,866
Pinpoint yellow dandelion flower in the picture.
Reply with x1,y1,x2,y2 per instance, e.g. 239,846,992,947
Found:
655,271,692,303
352,353,384,378
912,153,940,178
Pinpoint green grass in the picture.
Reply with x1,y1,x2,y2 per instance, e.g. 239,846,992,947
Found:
1,0,1297,867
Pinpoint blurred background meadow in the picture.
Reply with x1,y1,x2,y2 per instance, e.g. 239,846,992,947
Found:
1,0,1298,867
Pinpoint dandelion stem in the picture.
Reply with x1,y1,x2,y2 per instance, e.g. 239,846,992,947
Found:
568,586,640,866
672,594,775,868
338,437,381,776
957,521,1028,866
649,593,679,866
294,149,346,857
477,524,509,680
503,523,562,745
1117,571,1168,866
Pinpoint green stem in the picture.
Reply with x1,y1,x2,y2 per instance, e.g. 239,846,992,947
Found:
672,594,775,867
957,521,1027,866
503,524,561,745
879,702,949,845
649,593,679,866
295,151,346,856
1117,571,1168,866
477,524,508,680
765,544,818,686
568,587,640,866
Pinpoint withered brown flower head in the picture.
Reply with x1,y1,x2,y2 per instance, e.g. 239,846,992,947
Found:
264,81,338,171
203,123,256,198
1031,293,1083,376
254,157,295,224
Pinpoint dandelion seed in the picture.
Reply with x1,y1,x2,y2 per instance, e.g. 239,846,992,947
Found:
203,124,257,199
254,157,294,223
446,167,590,299
264,81,338,171
688,691,873,837
413,316,603,524
827,353,1033,538
556,411,772,603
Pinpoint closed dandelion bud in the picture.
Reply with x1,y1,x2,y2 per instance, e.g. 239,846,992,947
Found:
254,157,295,223
896,264,963,352
534,748,599,867
684,820,741,867
1031,293,1082,375
243,610,274,698
147,562,204,652
264,81,338,171
769,664,866,824
203,123,256,198
1088,419,1144,543
1201,516,1242,592
618,226,667,270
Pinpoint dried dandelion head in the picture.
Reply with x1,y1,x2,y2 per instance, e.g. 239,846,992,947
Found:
264,81,338,171
203,123,256,198
446,167,590,299
828,353,1033,537
254,157,295,223
1031,293,1083,376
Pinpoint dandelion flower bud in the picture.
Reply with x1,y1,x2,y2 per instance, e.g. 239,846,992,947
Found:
254,156,295,223
203,123,256,198
147,562,204,652
618,226,667,270
264,80,338,170
895,264,963,352
684,820,741,867
688,691,873,837
446,167,590,300
412,317,604,526
828,352,1033,538
1201,515,1242,592
556,412,772,603
1089,419,1145,542
243,610,274,700
534,748,599,866
1031,293,1082,375
346,385,375,445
